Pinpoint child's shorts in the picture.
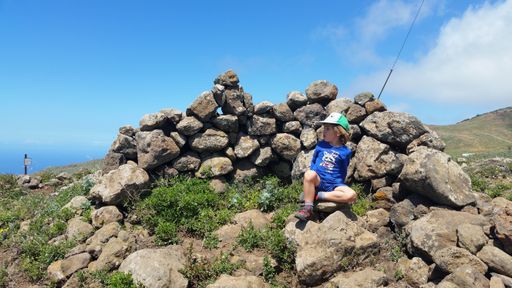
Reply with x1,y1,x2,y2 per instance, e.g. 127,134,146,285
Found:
316,181,347,193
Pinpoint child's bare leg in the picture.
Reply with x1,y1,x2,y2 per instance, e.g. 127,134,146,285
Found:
303,170,320,202
321,186,357,203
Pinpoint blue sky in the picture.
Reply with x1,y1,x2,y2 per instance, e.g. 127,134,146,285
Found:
1,0,511,174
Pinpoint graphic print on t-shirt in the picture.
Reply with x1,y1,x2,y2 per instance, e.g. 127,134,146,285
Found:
319,150,339,172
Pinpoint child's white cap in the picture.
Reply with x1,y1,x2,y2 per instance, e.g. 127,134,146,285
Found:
319,112,350,132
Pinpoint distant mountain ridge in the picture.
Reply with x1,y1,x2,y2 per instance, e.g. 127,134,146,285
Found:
428,106,512,157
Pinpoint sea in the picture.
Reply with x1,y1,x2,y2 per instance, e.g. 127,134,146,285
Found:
0,145,107,175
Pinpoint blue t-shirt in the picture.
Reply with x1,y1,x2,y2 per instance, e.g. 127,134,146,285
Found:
310,140,352,185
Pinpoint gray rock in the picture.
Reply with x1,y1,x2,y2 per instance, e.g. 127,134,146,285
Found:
353,136,403,181
231,160,261,182
214,70,239,88
136,130,180,170
189,129,229,153
102,151,126,174
212,114,239,133
253,101,274,114
90,163,150,205
272,103,294,122
457,223,487,254
326,97,352,114
119,246,188,288
47,253,91,283
293,103,326,128
300,127,317,149
176,116,203,136
397,257,429,287
88,236,134,272
360,111,428,149
286,91,307,111
390,199,415,228
439,266,490,288
271,133,301,161
354,92,375,105
285,211,378,286
329,268,387,287
160,108,183,125
346,104,367,123
407,210,488,262
305,80,338,104
364,99,387,114
477,246,512,278
207,275,269,288
222,89,246,116
406,132,446,154
139,112,168,131
91,206,123,228
291,150,314,180
196,156,233,178
399,147,475,208
187,91,218,121
433,246,488,274
249,147,274,167
172,152,201,172
169,132,187,148
282,121,302,135
66,217,94,241
234,134,260,158
491,197,512,254
247,115,276,136
110,133,137,160
119,125,136,137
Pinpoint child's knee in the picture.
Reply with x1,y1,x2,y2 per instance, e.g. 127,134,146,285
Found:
303,170,318,182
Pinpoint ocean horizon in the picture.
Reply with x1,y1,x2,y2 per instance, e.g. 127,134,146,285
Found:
0,145,107,175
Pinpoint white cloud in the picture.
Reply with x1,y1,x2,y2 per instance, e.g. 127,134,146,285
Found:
351,0,512,105
315,0,440,64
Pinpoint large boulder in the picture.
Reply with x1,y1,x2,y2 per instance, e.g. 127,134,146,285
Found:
285,211,378,286
291,150,314,180
477,246,512,278
207,275,269,288
139,112,168,131
271,133,301,161
196,156,233,178
136,130,180,170
353,136,403,181
360,111,428,149
90,163,150,205
406,210,488,261
187,91,218,121
110,133,137,160
491,197,512,254
188,129,229,153
399,147,475,208
119,246,188,288
305,80,337,104
47,253,91,283
247,115,276,136
293,103,326,128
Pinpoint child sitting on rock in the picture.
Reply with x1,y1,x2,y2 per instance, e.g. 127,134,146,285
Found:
295,112,357,221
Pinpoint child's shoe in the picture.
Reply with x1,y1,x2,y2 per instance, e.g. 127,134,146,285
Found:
295,206,313,221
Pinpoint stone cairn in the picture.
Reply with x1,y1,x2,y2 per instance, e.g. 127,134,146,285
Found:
48,70,512,287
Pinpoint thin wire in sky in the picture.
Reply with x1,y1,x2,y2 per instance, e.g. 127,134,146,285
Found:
377,0,425,100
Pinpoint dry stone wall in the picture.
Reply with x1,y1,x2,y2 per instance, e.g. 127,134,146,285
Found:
104,70,448,196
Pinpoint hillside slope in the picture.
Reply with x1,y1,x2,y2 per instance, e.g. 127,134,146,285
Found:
429,107,512,156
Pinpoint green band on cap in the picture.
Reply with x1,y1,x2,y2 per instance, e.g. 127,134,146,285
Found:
337,115,350,132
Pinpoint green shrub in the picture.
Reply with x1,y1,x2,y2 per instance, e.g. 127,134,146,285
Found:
263,229,296,271
258,178,301,212
136,176,233,238
106,272,138,288
155,221,179,245
0,265,7,288
470,175,488,192
271,204,297,230
202,233,220,250
180,245,240,288
262,256,276,283
237,222,264,252
351,183,372,216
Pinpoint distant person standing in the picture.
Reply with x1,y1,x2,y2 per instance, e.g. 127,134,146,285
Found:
295,113,357,221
